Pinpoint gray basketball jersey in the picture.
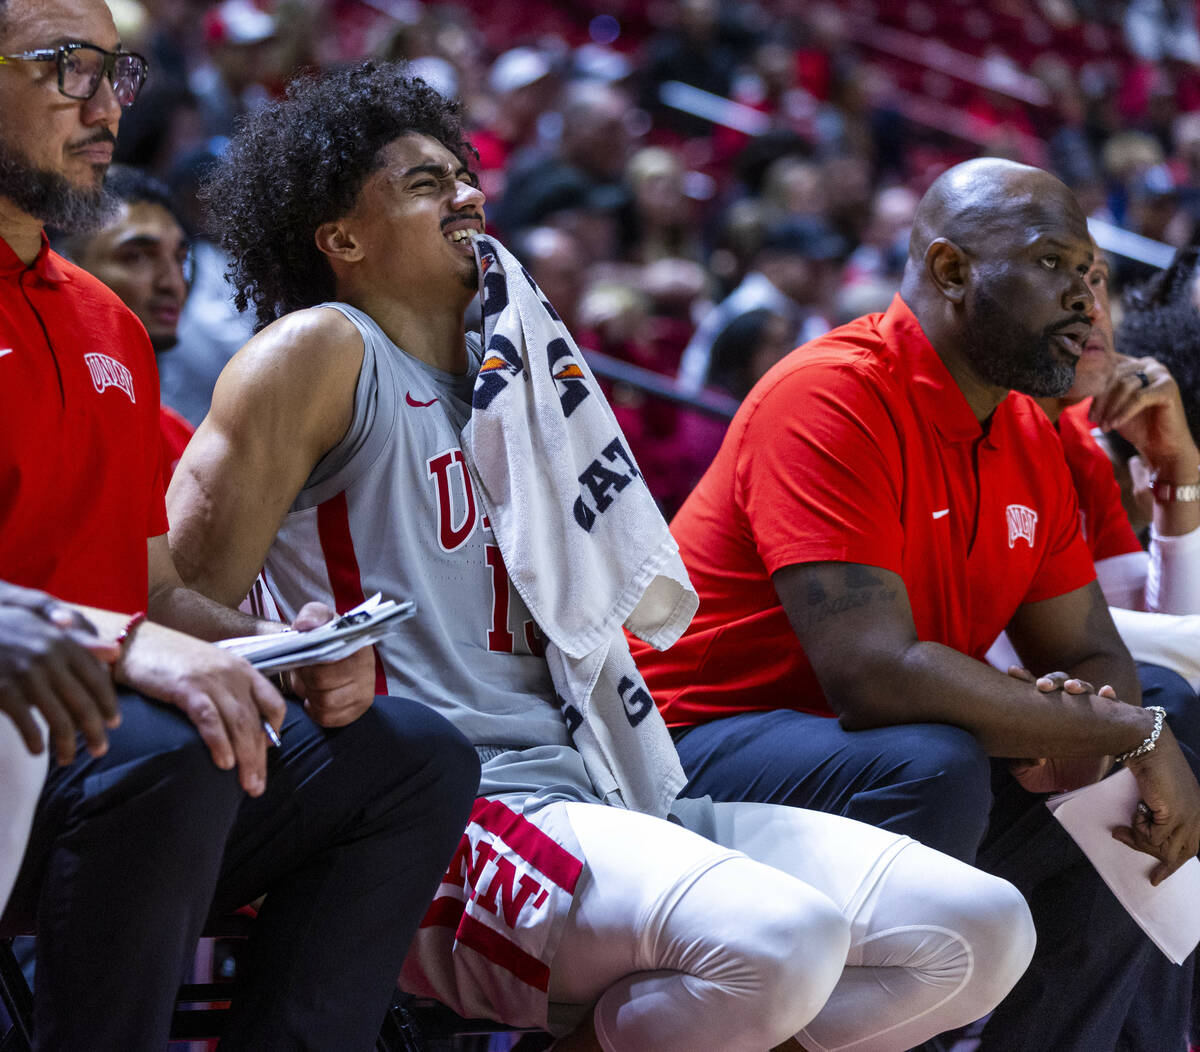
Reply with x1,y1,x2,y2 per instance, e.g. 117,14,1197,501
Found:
260,302,572,751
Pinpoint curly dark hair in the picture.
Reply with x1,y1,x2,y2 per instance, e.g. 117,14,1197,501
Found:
203,62,475,330
1118,246,1200,443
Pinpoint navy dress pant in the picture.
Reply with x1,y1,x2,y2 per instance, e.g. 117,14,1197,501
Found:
0,691,480,1052
673,662,1200,1052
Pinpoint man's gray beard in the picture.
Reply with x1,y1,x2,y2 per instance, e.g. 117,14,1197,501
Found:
0,138,118,234
966,286,1077,398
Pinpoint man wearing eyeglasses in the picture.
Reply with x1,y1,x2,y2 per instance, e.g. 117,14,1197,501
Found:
0,1,481,1049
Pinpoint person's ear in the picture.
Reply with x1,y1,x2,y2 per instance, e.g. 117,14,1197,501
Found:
315,219,364,264
926,238,969,305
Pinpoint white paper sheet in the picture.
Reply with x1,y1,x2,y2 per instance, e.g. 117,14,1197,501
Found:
1047,767,1200,964
216,593,415,674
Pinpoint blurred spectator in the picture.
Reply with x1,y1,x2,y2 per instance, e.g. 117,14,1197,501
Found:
1042,62,1103,191
54,167,196,480
822,154,875,242
761,155,828,219
190,0,281,140
832,277,900,327
638,0,748,139
407,55,459,99
705,196,769,296
712,39,823,164
470,46,557,200
1103,129,1164,225
1125,0,1200,65
162,148,256,426
843,185,917,286
113,80,206,179
513,224,587,332
497,80,636,241
707,307,794,400
575,280,726,517
620,146,702,263
1127,162,1190,245
678,215,848,394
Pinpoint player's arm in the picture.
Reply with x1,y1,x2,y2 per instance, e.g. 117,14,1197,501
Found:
166,307,376,728
167,307,364,607
147,532,275,640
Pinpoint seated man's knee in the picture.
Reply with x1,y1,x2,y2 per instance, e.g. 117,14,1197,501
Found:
903,724,992,856
352,697,479,812
908,724,990,797
90,695,243,837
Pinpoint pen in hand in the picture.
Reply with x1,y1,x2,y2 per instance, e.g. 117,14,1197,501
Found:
262,720,282,748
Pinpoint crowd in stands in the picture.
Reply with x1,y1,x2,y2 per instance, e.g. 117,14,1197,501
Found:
86,0,1200,516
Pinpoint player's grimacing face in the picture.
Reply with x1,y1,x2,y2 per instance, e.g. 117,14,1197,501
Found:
350,133,485,298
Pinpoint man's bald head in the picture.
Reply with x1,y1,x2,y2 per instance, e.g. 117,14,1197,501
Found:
899,158,1095,405
907,158,1088,270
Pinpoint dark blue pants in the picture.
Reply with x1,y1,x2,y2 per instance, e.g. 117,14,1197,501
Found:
673,662,1200,1052
0,692,480,1052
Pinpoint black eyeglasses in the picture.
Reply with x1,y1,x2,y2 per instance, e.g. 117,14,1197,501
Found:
0,43,148,108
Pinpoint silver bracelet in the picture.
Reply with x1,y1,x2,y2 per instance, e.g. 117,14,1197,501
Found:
1116,705,1167,764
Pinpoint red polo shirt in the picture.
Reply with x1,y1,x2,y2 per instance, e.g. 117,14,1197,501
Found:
636,296,1097,724
1057,400,1142,561
0,235,167,613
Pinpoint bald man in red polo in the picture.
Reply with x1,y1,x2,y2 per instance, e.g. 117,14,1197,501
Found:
635,158,1200,1051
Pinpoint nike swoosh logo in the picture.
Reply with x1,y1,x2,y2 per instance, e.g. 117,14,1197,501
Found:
406,392,437,408
0,349,12,359
932,509,949,520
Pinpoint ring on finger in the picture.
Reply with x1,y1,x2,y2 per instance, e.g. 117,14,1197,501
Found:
1137,801,1152,816
1136,370,1150,389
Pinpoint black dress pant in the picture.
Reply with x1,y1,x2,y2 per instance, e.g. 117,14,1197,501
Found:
1,691,479,1051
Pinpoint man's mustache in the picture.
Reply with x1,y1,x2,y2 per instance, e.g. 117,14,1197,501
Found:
71,129,118,150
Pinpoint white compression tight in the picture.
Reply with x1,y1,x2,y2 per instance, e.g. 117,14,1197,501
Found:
0,713,46,912
548,801,1035,1052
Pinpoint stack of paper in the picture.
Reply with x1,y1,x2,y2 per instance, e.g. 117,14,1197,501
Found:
1047,767,1200,964
216,593,415,674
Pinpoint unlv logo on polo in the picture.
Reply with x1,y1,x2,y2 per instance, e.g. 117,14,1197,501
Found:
1006,504,1038,549
83,353,136,403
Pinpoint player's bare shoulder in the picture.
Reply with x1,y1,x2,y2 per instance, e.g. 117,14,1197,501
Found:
207,306,366,458
224,306,364,392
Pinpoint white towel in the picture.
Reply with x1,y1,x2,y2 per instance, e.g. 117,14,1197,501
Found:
461,234,696,818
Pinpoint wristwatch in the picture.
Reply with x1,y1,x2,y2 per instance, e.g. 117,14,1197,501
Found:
1150,474,1200,503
